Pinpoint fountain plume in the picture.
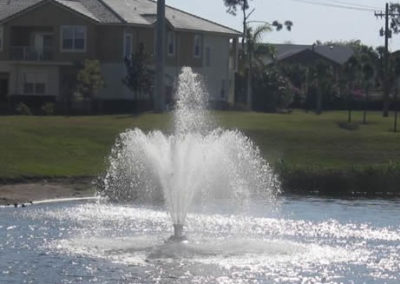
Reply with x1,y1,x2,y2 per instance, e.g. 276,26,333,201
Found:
100,67,279,239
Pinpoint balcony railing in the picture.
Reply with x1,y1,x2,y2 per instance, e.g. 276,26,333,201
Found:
10,46,53,61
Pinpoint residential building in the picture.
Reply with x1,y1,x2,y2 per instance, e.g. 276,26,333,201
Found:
0,0,240,112
261,43,354,67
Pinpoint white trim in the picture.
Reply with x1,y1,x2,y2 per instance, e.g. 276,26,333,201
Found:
193,34,202,58
123,32,133,59
167,30,175,56
0,26,3,52
22,72,48,95
60,25,87,53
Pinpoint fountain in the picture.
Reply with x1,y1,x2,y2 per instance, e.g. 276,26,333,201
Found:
100,67,279,240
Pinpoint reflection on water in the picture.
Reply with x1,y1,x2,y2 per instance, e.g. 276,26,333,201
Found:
1,197,400,283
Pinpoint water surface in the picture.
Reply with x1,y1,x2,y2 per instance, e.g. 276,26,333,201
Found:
0,196,399,283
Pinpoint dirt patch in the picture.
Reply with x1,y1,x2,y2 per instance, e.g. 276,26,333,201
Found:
0,178,95,205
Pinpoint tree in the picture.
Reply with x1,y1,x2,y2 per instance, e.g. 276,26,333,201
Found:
223,0,292,109
252,66,293,112
342,56,361,122
309,60,335,115
224,0,252,50
76,59,105,113
361,58,375,124
122,45,154,104
245,24,272,109
390,53,400,132
279,64,308,107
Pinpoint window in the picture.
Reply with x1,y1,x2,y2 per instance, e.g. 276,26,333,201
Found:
193,34,202,58
23,73,47,95
0,26,3,51
123,32,133,59
167,31,175,56
61,26,86,52
205,46,211,66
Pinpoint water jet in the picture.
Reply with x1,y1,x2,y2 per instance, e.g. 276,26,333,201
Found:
101,67,279,239
167,224,186,242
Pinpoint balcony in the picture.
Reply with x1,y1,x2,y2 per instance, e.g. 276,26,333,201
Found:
10,46,53,61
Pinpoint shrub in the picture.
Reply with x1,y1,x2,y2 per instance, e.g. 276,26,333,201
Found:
16,103,32,115
41,102,55,115
253,67,294,112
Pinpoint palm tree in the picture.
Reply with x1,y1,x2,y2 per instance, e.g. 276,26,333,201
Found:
245,24,272,109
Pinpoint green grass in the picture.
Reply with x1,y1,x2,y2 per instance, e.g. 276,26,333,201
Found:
0,114,172,178
1,110,399,184
215,110,400,170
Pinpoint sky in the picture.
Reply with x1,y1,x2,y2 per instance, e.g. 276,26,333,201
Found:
166,0,400,51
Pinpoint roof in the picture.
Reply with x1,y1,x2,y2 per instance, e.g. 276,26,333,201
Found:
0,0,240,36
262,43,354,65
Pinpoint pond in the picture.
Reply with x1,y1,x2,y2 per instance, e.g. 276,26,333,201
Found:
0,196,399,283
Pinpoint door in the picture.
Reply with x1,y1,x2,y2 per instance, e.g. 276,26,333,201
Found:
34,33,53,60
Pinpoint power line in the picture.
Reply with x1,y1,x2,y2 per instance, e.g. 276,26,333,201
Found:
287,0,378,12
328,0,380,10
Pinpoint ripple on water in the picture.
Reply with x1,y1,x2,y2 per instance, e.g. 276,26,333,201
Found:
1,200,400,283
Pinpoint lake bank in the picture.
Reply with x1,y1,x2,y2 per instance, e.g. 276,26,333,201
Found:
0,111,399,198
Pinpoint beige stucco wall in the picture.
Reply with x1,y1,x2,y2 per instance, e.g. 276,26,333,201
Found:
1,1,98,62
97,32,234,105
8,63,59,96
0,1,237,103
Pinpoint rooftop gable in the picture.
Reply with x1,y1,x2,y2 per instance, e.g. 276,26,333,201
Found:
101,0,240,35
261,43,354,65
0,0,240,36
0,0,121,24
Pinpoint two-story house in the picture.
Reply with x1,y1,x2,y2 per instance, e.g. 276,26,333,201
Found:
0,0,240,112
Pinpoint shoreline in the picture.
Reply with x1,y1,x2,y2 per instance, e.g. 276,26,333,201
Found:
1,175,400,206
0,177,95,206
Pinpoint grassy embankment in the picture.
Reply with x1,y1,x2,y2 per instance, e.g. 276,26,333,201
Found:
1,110,399,195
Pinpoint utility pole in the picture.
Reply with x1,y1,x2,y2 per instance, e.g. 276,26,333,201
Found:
374,3,400,117
155,0,166,112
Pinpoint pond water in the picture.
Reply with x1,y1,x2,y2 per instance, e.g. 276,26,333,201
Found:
0,196,399,283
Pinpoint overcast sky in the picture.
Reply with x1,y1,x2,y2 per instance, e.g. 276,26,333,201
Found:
166,0,400,51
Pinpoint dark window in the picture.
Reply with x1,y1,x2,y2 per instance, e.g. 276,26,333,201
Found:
35,83,46,94
23,83,34,94
61,26,86,51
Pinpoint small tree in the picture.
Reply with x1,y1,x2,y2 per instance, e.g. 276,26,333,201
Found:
122,45,154,105
342,56,361,122
392,55,400,132
309,61,334,115
253,66,294,112
223,0,292,109
361,61,374,124
76,59,104,113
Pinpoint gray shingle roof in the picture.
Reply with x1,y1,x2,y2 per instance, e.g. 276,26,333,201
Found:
55,0,101,22
0,0,240,36
101,0,240,35
262,43,354,65
0,0,43,22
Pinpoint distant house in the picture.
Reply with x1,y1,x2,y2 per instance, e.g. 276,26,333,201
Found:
261,43,354,67
0,0,240,112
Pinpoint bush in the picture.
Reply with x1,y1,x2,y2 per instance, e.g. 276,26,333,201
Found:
41,102,55,115
16,103,32,115
253,67,294,112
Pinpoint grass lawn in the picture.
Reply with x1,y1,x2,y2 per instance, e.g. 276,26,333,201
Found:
1,110,399,187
